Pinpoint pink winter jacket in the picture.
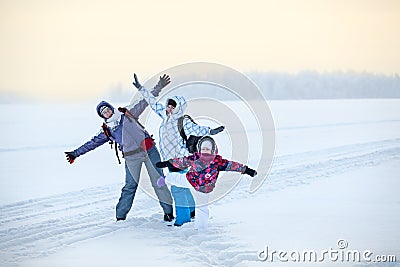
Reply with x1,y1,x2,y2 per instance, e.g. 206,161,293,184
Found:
170,153,246,193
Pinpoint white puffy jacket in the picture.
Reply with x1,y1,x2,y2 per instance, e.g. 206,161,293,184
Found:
139,86,211,160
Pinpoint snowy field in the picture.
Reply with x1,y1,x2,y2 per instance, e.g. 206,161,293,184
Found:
0,99,399,266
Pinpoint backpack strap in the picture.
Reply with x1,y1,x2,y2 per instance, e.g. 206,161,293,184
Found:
102,123,113,142
118,107,146,130
177,114,196,143
114,143,121,164
101,123,121,164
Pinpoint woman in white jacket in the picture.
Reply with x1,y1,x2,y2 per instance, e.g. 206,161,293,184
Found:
134,74,224,226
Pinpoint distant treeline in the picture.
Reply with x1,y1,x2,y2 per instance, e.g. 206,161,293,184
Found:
2,71,398,104
105,71,400,101
247,71,400,99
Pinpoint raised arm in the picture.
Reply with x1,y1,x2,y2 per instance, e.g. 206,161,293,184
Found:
127,74,170,118
133,73,170,119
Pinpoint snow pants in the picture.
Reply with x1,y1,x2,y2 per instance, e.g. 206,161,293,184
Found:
170,185,195,226
116,146,173,219
165,172,210,229
168,169,195,226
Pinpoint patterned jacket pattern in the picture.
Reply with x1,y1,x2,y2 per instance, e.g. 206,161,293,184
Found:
169,153,246,193
138,86,211,160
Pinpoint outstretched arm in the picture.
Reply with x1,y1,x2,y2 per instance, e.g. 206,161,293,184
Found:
156,155,193,171
74,131,109,157
134,73,170,119
126,88,161,118
65,131,109,164
183,118,211,136
183,118,225,137
218,158,245,172
127,74,170,118
218,158,257,177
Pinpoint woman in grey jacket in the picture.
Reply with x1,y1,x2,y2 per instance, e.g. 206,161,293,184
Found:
65,76,174,222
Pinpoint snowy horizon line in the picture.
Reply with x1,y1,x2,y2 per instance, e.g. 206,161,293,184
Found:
1,70,399,104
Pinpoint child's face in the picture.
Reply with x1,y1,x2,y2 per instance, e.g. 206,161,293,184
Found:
201,146,212,154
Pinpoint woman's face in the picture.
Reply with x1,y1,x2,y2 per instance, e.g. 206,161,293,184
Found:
166,104,175,115
101,107,113,119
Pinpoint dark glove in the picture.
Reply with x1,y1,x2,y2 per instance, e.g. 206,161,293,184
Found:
132,73,142,89
210,126,225,135
65,151,77,164
118,107,127,113
168,166,183,172
118,107,135,119
156,161,170,168
154,74,171,90
243,166,257,177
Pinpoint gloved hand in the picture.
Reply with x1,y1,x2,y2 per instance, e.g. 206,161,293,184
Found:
210,126,225,135
156,160,175,169
118,107,135,119
132,73,142,89
157,176,166,187
156,161,171,168
243,166,257,177
155,74,171,89
118,107,127,113
168,166,183,172
65,151,77,164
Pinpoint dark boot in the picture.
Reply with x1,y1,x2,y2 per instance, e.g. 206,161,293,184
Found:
164,213,175,222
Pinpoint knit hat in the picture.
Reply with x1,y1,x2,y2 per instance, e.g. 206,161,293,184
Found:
99,106,108,114
96,101,114,119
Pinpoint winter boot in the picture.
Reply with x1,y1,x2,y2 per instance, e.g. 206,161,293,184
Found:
164,213,175,222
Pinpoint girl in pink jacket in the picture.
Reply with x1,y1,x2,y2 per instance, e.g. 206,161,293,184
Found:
156,136,257,229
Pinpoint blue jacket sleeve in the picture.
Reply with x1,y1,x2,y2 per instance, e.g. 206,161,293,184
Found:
74,131,109,157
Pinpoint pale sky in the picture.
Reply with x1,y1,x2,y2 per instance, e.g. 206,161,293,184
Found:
1,0,399,101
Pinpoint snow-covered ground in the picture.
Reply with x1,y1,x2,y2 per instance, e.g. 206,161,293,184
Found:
0,99,399,266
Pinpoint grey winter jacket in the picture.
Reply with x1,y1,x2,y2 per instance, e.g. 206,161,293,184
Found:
74,87,161,160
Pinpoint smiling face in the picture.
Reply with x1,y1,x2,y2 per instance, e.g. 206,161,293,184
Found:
100,106,113,119
166,104,175,116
